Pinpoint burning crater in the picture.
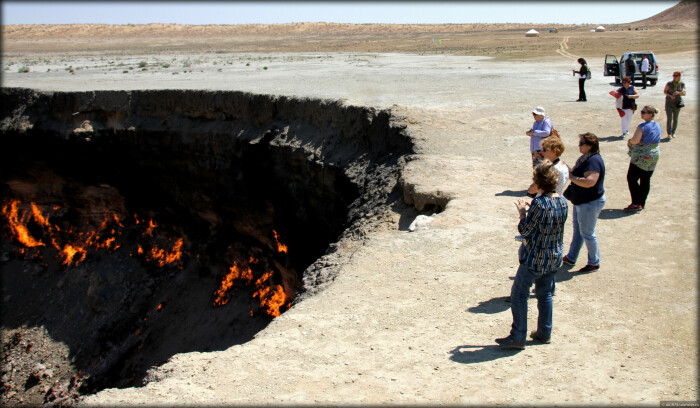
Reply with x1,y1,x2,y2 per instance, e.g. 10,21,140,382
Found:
0,88,414,402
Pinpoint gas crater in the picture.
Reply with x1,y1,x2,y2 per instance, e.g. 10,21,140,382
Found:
0,88,421,400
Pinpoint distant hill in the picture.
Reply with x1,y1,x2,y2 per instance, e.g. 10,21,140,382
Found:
628,0,697,26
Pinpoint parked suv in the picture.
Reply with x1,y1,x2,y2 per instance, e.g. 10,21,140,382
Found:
604,51,659,86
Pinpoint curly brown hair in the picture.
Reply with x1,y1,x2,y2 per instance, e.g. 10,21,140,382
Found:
532,159,559,192
541,136,565,157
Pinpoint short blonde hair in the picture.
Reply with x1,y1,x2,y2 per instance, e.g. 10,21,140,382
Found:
533,159,559,192
541,136,565,157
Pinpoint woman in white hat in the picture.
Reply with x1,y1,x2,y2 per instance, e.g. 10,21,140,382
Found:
526,106,552,169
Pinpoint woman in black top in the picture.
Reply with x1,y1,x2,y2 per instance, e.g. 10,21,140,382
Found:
573,58,588,102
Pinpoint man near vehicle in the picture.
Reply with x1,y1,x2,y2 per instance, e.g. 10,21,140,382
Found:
625,55,637,84
640,55,651,89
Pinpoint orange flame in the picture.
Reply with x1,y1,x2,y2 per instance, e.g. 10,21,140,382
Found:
144,219,157,237
253,271,287,317
146,238,184,268
2,199,127,267
2,200,46,248
213,261,254,306
272,230,288,254
60,244,86,266
213,260,289,317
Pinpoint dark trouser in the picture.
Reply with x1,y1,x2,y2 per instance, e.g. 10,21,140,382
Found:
626,71,635,84
578,78,586,101
641,72,648,88
627,162,654,207
665,98,681,135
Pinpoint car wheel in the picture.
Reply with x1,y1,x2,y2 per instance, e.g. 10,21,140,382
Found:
650,80,657,86
615,77,621,84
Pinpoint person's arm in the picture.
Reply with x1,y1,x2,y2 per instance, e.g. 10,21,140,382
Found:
630,87,640,99
532,119,552,138
517,199,540,237
679,83,687,96
664,83,676,99
569,170,600,188
628,125,643,145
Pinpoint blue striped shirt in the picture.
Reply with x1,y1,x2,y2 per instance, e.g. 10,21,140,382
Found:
518,195,568,273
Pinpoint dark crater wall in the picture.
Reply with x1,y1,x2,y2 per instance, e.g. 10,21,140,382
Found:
0,88,413,403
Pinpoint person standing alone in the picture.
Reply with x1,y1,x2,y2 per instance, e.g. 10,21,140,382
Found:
664,71,687,139
573,58,588,101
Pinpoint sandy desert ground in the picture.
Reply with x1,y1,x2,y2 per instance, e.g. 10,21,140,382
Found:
1,14,698,407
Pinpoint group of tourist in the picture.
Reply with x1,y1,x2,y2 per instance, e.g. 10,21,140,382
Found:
497,72,686,350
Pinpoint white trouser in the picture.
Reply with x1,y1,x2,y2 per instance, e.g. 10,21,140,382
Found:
621,109,634,135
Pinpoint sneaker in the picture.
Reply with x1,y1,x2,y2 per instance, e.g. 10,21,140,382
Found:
577,264,600,273
530,330,551,344
624,204,643,212
562,256,575,266
495,337,525,350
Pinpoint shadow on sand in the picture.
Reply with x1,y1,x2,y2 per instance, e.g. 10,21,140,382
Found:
495,189,528,197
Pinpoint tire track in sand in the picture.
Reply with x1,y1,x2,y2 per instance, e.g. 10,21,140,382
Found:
556,36,578,60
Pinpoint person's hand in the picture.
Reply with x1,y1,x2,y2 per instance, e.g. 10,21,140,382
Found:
514,199,529,216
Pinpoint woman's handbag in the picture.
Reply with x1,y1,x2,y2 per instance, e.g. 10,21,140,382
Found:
630,101,637,111
676,99,685,108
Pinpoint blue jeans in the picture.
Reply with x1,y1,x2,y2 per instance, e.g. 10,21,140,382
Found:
510,264,555,343
566,194,606,266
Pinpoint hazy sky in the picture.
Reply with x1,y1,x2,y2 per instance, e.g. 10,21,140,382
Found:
2,1,680,26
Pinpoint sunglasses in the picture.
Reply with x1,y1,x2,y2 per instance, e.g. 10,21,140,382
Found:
641,110,651,114
578,142,587,146
673,74,680,77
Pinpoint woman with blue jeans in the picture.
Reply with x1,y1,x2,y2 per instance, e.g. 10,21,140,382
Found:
562,133,606,272
496,161,568,350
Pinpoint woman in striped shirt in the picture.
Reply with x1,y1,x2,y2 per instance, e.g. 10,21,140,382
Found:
496,160,568,350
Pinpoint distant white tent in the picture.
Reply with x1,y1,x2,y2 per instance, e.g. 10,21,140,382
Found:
525,29,539,37
595,25,606,32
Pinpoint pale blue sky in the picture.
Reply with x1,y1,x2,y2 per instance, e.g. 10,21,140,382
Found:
2,1,680,26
